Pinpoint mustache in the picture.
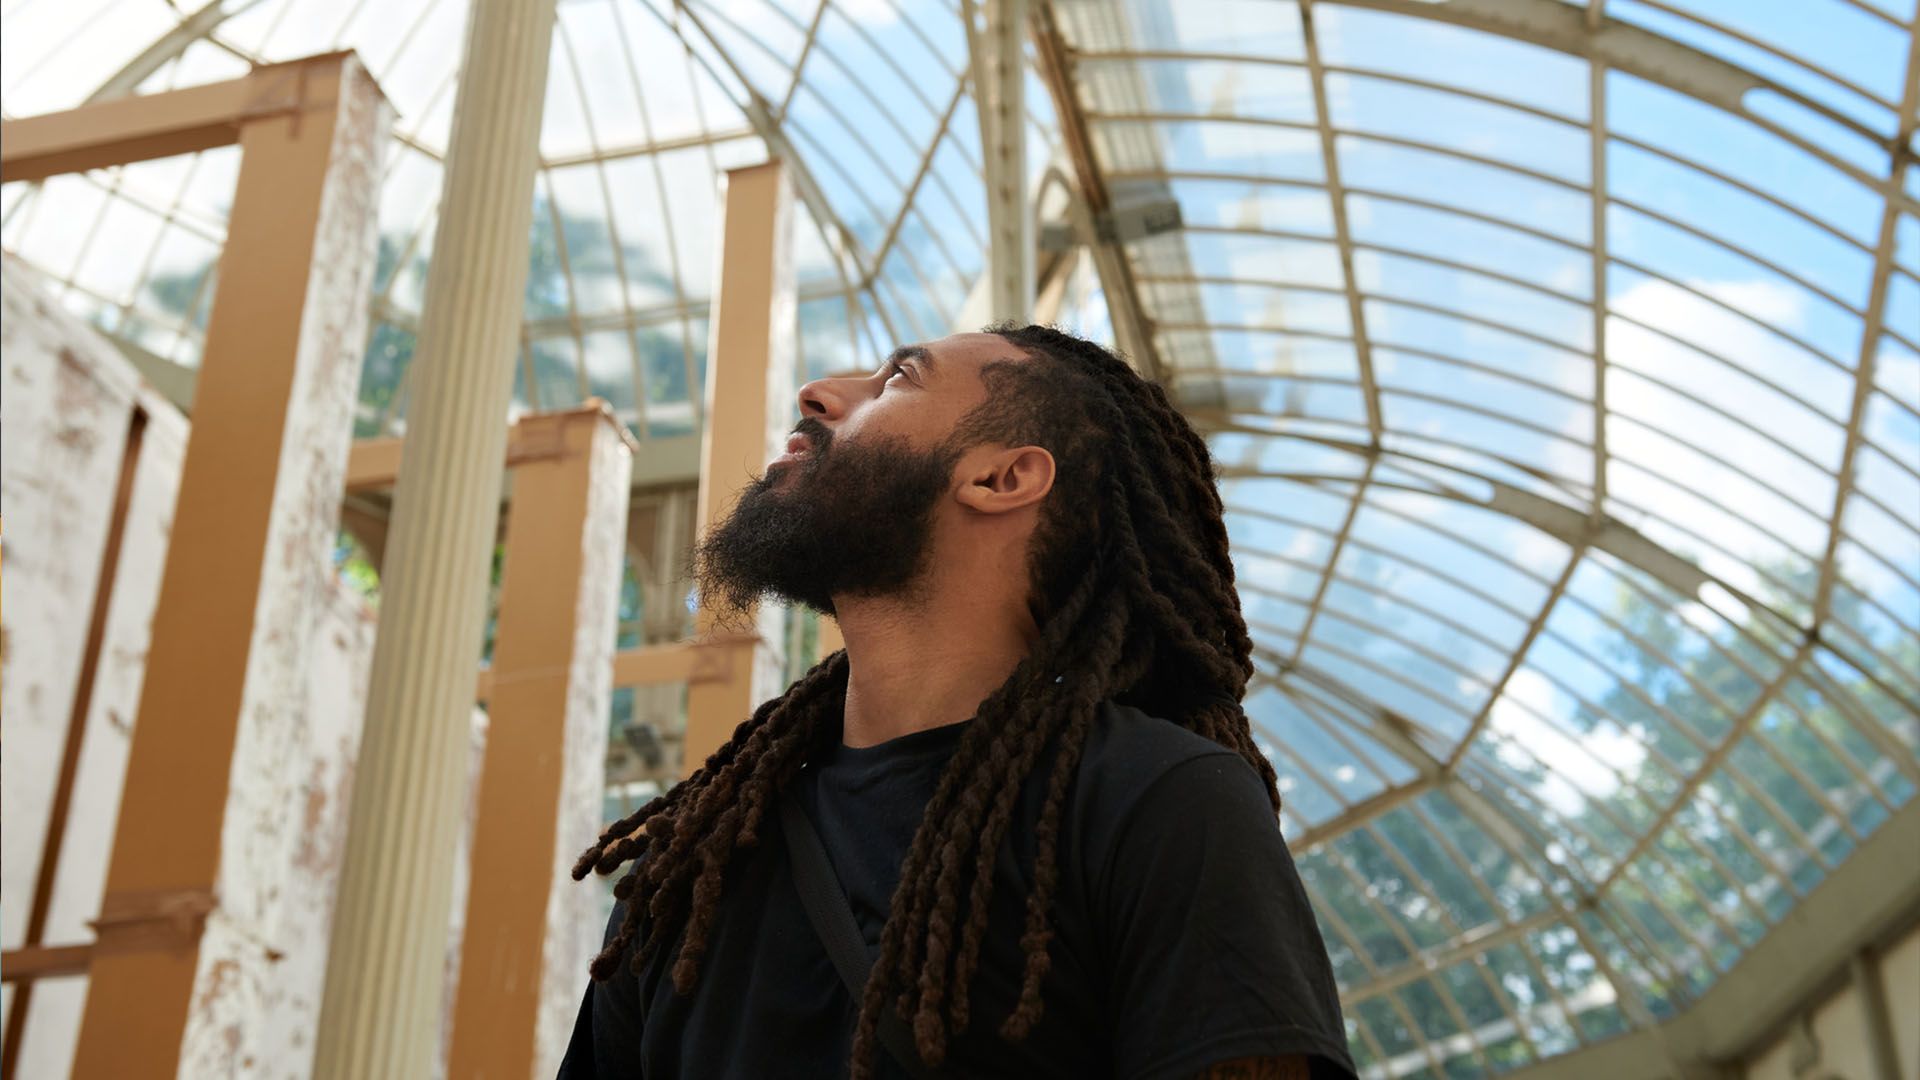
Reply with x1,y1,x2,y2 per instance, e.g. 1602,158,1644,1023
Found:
790,416,832,455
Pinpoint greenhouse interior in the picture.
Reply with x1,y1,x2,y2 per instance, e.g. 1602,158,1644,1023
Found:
2,0,1917,1077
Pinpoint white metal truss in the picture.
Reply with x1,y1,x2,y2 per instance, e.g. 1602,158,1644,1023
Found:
967,0,1034,320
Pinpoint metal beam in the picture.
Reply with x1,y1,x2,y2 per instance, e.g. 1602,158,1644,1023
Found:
1029,2,1166,379
2,51,368,183
1444,551,1584,773
1338,909,1564,1007
1299,0,1382,442
1499,796,1920,1080
1595,641,1812,898
1320,0,1915,213
1206,421,1832,645
345,430,702,494
1287,456,1374,669
1813,26,1919,629
82,0,271,105
1587,9,1611,529
869,82,971,285
1275,661,1668,1029
977,0,1032,320
659,0,882,342
0,944,94,984
1236,465,1899,846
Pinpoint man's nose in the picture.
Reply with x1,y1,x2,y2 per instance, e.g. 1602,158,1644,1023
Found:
796,378,836,420
795,372,877,422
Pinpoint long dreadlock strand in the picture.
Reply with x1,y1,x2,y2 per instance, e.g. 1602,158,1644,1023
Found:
944,546,1139,1037
882,555,1104,1012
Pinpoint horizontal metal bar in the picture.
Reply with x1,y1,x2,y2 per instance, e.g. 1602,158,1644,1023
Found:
2,51,362,183
539,126,757,169
0,943,94,983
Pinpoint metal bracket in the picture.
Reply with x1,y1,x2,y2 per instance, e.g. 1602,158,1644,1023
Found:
88,887,218,956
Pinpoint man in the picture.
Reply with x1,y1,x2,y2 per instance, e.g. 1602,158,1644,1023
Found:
559,326,1355,1079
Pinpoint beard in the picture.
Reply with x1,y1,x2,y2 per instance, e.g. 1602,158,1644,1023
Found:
693,417,962,618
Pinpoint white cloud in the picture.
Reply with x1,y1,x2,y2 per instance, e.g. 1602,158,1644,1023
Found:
832,0,903,26
1489,669,1647,817
1602,276,1916,621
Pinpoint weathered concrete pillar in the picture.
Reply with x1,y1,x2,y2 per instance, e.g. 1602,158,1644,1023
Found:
312,0,559,1073
683,161,797,774
63,53,389,1079
447,405,633,1080
1,256,191,1079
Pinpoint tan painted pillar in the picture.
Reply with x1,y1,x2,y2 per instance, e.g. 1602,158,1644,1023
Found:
817,614,845,660
312,0,558,1074
69,54,389,1079
683,162,797,774
447,405,633,1080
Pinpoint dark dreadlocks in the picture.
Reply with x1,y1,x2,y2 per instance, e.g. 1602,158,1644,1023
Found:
570,325,1280,1077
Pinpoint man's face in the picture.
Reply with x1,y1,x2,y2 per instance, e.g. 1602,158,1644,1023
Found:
693,333,1016,616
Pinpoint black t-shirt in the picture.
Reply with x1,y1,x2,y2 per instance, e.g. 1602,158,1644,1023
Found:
557,701,1356,1079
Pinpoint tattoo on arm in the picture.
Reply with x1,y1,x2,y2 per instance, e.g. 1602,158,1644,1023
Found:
1191,1055,1311,1079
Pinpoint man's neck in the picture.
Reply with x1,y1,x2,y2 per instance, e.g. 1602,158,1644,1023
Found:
832,586,1037,749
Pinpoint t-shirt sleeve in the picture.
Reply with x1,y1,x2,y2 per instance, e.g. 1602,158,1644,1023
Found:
555,898,646,1079
1097,752,1357,1080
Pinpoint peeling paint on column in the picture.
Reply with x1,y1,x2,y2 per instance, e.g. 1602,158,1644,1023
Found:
1,256,187,1073
531,419,633,1078
1,260,139,966
20,389,188,1075
172,54,392,1080
169,580,369,1078
0,238,398,1080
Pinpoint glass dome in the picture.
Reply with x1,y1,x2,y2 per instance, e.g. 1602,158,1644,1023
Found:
3,0,1915,1075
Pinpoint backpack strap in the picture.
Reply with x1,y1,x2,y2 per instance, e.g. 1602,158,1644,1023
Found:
779,794,946,1079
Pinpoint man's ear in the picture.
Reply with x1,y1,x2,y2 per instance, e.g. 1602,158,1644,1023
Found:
955,445,1055,515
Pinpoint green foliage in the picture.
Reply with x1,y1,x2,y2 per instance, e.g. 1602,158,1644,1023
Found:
481,540,506,665
332,530,380,603
617,554,646,650
356,321,415,436
144,261,213,328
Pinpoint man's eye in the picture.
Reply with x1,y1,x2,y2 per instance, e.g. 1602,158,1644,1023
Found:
885,361,907,381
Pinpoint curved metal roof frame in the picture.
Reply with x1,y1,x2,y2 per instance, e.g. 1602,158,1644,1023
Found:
3,0,1917,1074
1038,0,1918,1072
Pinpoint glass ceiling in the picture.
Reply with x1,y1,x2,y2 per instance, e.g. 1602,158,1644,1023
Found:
4,0,1916,1076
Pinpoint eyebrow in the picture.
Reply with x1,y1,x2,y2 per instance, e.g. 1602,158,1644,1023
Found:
884,345,934,378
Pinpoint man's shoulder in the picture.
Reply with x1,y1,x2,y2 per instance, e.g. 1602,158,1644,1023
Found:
1073,700,1246,820
1083,698,1241,772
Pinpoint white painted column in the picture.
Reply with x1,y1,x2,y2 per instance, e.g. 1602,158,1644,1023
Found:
313,0,559,1074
